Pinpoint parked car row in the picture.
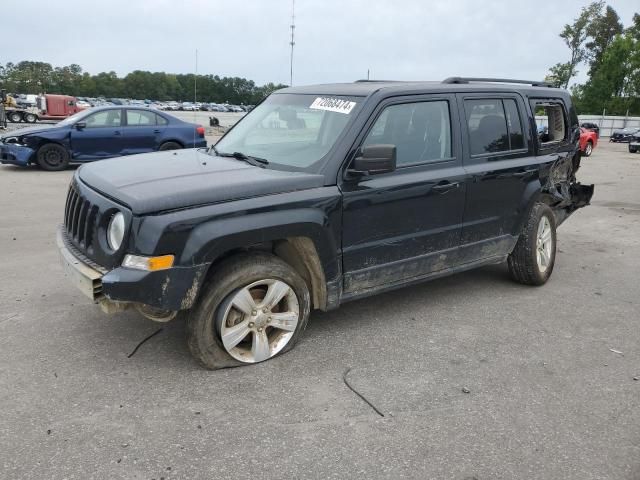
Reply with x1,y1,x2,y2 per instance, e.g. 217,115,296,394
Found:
160,102,250,112
69,96,253,113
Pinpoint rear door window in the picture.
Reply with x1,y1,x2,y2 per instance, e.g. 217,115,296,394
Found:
504,99,524,150
464,98,527,156
465,99,508,155
126,109,156,126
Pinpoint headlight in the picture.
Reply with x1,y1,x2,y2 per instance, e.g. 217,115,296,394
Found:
107,212,125,250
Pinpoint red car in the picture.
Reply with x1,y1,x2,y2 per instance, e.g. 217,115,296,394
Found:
579,127,597,157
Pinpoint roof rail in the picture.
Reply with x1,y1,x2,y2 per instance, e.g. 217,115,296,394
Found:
442,77,553,88
353,79,402,83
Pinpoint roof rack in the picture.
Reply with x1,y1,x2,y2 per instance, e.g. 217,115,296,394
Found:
442,77,553,88
354,79,403,83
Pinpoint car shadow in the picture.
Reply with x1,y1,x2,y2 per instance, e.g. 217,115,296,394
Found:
91,262,517,370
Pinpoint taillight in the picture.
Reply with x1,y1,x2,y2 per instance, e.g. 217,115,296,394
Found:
196,126,205,137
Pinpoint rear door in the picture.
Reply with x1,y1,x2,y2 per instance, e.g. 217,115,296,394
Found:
122,109,165,155
456,93,539,262
70,109,124,160
341,94,467,295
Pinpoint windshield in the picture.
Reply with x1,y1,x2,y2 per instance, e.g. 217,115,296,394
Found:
57,109,92,126
214,93,361,171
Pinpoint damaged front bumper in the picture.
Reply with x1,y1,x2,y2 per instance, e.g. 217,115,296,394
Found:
0,143,35,167
56,226,207,313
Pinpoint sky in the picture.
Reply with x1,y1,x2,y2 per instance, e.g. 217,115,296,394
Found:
2,0,638,87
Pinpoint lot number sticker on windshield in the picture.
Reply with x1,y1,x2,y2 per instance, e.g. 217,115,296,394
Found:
310,97,356,114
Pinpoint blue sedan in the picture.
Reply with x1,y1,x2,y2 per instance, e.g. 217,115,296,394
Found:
0,106,207,170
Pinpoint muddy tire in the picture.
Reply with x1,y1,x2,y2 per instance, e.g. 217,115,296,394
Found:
158,141,182,151
186,253,311,370
508,203,557,286
37,143,70,171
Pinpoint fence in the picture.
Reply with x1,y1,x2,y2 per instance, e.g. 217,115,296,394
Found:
535,115,640,137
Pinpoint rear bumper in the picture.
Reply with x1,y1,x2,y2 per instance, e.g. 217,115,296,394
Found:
57,225,207,310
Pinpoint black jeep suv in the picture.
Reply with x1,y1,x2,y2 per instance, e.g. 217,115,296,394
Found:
57,77,594,369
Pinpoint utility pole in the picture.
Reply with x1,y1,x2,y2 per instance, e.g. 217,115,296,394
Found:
289,0,295,86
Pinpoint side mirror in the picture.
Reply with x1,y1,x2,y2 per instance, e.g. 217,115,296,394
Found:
75,122,86,130
351,144,396,175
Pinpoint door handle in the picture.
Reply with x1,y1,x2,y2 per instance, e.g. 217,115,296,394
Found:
153,129,161,134
113,130,121,136
512,169,537,177
432,181,460,193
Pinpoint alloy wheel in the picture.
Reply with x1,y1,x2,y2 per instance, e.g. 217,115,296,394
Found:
536,216,553,273
217,279,300,363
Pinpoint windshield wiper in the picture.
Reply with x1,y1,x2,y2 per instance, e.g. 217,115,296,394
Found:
213,147,269,167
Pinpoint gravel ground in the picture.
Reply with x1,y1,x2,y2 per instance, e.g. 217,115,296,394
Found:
0,141,639,479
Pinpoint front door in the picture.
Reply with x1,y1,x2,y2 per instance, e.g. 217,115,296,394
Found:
341,95,467,296
70,109,124,160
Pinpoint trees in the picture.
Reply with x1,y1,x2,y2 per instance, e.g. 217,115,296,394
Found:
547,2,604,89
585,5,624,76
0,61,284,104
547,4,640,115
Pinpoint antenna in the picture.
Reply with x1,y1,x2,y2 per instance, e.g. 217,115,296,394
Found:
193,48,198,148
194,49,198,123
289,0,295,86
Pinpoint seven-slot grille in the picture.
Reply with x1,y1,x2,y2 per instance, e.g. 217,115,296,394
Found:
64,183,99,251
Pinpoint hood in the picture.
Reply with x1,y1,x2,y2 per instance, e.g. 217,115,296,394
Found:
78,149,325,214
1,125,55,140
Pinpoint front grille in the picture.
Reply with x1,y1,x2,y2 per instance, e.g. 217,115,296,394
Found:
59,227,108,276
64,182,99,251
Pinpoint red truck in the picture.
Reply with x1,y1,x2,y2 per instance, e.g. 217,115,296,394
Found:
5,94,86,123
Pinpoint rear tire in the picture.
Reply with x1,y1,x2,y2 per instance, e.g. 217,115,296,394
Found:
186,253,311,370
24,113,37,123
630,145,638,154
36,143,70,171
158,141,182,151
508,203,557,286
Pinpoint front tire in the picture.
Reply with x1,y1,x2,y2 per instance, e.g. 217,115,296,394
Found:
508,203,557,286
36,143,70,171
584,141,593,157
186,253,311,370
630,145,638,154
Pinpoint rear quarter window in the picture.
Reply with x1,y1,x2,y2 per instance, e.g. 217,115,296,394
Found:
532,101,568,146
